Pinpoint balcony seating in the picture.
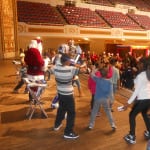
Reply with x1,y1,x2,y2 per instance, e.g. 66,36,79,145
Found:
143,0,150,7
17,0,150,30
57,5,110,28
96,9,142,30
128,0,150,12
17,1,66,25
127,13,150,30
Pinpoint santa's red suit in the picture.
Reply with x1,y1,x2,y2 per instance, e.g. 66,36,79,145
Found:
24,39,44,81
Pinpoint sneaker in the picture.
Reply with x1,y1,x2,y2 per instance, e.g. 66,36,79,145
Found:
111,125,117,131
124,134,136,144
88,126,93,130
64,113,67,119
64,132,79,139
88,123,94,130
144,131,150,139
53,124,62,131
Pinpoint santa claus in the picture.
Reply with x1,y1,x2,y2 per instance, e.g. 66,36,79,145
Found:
24,37,44,81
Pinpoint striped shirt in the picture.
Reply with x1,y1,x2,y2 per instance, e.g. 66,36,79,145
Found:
51,65,77,95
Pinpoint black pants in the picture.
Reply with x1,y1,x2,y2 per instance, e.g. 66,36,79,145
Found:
54,94,75,134
129,100,150,136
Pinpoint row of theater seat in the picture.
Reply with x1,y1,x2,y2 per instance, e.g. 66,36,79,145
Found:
17,1,65,25
87,0,150,12
95,9,143,30
128,0,150,12
17,1,150,30
127,13,150,30
57,5,109,28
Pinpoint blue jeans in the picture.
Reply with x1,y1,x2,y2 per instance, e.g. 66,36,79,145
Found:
44,69,51,80
113,83,117,94
72,79,81,89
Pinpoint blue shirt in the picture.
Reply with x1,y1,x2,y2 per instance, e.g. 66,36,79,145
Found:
92,75,113,101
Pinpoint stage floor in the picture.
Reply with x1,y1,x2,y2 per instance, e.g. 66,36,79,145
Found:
0,59,148,150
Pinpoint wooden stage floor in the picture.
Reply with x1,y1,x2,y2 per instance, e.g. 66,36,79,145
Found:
0,60,148,150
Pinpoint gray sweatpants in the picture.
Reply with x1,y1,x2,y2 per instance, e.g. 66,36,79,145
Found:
89,98,115,128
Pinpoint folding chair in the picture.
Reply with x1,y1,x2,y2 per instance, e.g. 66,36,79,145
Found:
23,78,48,120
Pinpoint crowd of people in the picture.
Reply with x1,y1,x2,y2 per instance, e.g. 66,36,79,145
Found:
12,37,150,146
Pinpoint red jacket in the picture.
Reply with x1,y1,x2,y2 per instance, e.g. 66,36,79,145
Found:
88,71,101,94
24,48,44,75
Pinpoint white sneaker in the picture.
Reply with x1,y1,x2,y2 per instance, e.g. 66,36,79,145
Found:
53,124,62,131
124,134,136,144
111,124,117,131
64,132,79,139
88,126,93,130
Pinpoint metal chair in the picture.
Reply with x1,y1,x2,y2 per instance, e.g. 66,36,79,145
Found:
23,78,48,120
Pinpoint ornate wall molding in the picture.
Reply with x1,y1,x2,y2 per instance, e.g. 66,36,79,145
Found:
28,27,64,33
2,0,14,52
0,0,3,59
0,0,17,58
17,23,150,41
111,28,123,38
18,23,28,33
124,31,147,37
146,30,150,39
64,25,80,35
80,29,110,35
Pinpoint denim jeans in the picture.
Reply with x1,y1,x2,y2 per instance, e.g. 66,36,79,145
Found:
44,69,51,80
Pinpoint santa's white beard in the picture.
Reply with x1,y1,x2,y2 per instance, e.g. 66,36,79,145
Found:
37,43,43,55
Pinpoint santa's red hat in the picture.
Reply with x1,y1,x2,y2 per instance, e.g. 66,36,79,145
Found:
35,36,42,44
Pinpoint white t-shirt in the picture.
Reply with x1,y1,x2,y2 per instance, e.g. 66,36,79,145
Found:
43,57,50,71
128,71,150,104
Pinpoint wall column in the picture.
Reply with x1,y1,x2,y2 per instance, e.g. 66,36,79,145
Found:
0,0,18,59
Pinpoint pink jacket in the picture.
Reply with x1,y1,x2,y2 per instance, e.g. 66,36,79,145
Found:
88,66,113,94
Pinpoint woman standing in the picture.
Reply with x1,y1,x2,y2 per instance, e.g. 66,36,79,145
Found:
123,57,150,144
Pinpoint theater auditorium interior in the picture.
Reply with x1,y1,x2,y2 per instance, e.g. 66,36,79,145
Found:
0,0,150,150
